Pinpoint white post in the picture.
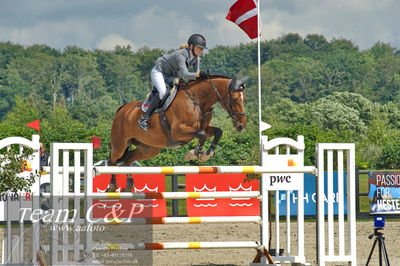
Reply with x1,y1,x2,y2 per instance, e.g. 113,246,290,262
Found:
347,145,357,265
316,144,356,265
84,144,94,263
50,143,62,265
317,144,325,266
62,150,69,263
261,135,306,264
73,150,81,261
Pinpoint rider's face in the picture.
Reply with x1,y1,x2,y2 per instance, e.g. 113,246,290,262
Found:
193,46,204,56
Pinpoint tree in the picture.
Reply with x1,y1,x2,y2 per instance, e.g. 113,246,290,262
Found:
94,51,145,105
304,34,331,52
368,42,395,58
0,96,41,139
41,105,90,144
308,99,367,135
0,148,38,193
63,53,105,105
377,135,400,169
330,38,359,52
257,56,326,104
263,98,308,126
320,92,375,124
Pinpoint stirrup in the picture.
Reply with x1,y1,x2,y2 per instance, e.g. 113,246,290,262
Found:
138,116,150,131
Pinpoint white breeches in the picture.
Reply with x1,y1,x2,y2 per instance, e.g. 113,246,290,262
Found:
151,67,167,100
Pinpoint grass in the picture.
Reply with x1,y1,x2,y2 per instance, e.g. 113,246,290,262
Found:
165,175,187,216
359,172,370,213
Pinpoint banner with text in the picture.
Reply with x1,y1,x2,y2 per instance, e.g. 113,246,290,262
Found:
368,171,400,214
278,172,348,216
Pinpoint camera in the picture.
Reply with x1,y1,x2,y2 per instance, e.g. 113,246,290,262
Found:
374,216,385,228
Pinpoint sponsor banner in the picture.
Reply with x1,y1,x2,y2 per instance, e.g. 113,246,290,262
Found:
92,174,167,218
278,173,348,216
186,173,259,216
368,171,400,214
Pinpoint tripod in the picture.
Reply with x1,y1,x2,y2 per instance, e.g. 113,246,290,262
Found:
366,227,390,266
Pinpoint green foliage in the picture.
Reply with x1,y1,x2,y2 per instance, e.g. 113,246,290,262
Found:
0,96,41,139
266,123,340,166
41,106,91,144
309,98,367,135
0,148,38,193
304,34,331,52
377,134,400,169
0,33,400,170
264,98,308,126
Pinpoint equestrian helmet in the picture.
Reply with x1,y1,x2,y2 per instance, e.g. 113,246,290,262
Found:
188,34,207,49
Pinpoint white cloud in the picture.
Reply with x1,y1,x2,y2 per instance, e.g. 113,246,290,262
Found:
127,6,195,49
0,19,95,49
0,0,399,51
96,34,135,51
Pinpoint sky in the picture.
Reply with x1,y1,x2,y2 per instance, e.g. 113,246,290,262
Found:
0,0,399,52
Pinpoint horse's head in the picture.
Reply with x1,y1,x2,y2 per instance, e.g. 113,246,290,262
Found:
203,75,247,131
188,75,248,131
225,77,247,131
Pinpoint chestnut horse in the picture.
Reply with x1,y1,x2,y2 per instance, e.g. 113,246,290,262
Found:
107,75,247,191
109,75,247,168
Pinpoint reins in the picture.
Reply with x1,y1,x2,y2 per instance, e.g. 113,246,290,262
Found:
206,79,246,122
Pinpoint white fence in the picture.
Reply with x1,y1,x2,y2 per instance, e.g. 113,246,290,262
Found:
0,135,357,265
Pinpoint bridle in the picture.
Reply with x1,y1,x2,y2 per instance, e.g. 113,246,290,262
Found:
207,78,246,123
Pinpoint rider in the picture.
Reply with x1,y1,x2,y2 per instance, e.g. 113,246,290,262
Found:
138,33,209,131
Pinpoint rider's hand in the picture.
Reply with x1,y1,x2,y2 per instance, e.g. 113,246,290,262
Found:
199,71,208,79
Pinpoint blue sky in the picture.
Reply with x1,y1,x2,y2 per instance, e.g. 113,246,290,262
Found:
1,0,399,51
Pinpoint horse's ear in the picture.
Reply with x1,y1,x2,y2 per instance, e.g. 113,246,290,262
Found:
235,76,248,91
238,76,249,85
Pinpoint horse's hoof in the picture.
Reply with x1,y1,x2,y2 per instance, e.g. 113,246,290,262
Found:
106,184,117,192
121,187,132,192
199,151,214,162
184,149,198,161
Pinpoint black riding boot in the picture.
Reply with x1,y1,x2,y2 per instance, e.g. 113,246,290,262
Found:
138,96,161,131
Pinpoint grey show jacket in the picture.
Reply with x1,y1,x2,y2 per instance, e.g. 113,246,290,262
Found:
155,48,200,80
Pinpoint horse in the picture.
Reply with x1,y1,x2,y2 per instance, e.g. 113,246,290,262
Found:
107,75,248,191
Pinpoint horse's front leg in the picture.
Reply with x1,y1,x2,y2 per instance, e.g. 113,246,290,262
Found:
184,130,207,161
198,126,223,162
206,126,223,155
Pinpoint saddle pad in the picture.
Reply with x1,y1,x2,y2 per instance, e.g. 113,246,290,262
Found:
141,85,178,113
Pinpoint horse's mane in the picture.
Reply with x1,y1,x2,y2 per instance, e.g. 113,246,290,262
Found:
181,74,231,89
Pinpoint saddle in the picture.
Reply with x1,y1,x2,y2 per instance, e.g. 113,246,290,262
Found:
141,78,179,113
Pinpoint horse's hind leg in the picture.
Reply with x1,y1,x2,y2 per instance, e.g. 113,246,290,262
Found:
109,139,129,165
123,142,161,166
107,138,130,192
118,143,160,192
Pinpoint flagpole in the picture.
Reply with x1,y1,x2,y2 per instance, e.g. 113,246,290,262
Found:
257,0,262,146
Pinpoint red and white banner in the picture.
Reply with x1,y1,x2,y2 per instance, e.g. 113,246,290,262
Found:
226,0,259,39
186,174,260,216
92,174,167,218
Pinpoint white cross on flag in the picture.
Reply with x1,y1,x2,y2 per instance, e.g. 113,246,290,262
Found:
226,0,259,39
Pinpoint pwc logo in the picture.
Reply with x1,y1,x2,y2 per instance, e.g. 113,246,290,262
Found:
269,175,292,186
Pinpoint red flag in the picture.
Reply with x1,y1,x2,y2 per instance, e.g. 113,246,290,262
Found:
92,136,101,149
226,0,259,39
26,120,40,131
